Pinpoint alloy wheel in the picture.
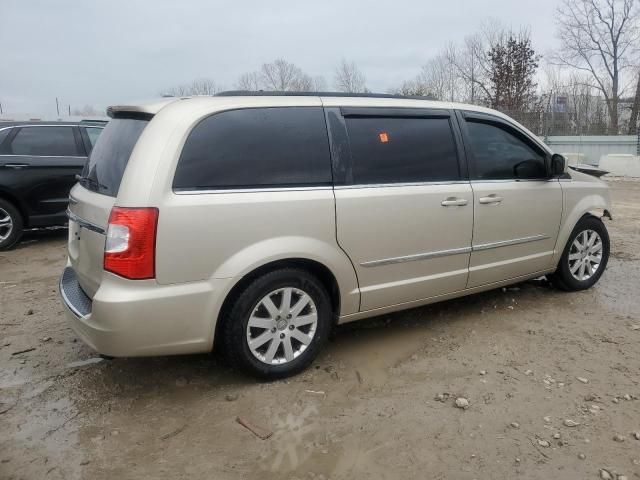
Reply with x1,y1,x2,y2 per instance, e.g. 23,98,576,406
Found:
0,207,13,242
246,287,318,365
568,229,603,281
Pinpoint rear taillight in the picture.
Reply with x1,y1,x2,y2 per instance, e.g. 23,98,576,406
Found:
104,207,158,280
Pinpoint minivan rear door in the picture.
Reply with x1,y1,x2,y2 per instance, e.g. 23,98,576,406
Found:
68,117,149,297
328,107,473,311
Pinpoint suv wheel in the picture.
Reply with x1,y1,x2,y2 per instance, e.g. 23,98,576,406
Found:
549,215,610,291
0,199,23,250
222,268,332,379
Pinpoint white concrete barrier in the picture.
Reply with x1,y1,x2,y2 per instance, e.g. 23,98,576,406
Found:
599,154,640,177
560,153,587,166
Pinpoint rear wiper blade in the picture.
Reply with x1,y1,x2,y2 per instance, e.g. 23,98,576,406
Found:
76,175,107,190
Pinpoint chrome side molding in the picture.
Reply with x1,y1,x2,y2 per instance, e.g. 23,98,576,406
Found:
361,246,472,267
66,209,106,235
361,234,550,267
472,234,549,252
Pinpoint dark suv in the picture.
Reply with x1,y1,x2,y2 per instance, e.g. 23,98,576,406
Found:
0,121,104,249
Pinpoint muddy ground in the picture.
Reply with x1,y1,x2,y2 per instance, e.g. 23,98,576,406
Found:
1,180,639,480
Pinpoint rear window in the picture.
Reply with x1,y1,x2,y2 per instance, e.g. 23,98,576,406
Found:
80,118,148,197
173,107,332,190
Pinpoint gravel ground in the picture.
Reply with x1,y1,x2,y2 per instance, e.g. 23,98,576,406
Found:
1,180,639,480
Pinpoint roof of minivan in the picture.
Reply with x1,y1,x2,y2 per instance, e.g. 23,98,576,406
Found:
107,93,552,156
107,92,503,119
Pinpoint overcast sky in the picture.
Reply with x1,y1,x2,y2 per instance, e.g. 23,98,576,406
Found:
0,0,562,117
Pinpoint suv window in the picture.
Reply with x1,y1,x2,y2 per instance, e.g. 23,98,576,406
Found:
465,120,547,180
173,107,332,190
0,128,10,151
9,126,79,156
85,127,103,148
344,116,459,185
80,118,148,197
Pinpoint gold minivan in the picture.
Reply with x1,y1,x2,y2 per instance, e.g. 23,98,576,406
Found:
60,92,611,378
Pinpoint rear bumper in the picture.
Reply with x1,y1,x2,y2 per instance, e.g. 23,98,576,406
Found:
59,266,229,357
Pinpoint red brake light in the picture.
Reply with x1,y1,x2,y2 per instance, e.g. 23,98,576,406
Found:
104,207,158,280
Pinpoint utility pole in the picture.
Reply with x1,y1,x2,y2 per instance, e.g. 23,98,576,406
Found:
55,97,60,116
0,101,3,115
68,105,71,116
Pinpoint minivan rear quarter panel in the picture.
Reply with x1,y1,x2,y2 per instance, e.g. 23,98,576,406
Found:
132,98,360,316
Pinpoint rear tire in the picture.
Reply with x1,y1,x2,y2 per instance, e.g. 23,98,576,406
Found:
548,215,609,291
221,268,332,379
0,199,23,251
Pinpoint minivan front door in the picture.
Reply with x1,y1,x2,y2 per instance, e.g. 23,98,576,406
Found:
459,113,562,288
328,108,473,311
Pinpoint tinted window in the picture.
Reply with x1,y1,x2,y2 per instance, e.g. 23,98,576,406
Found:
0,128,10,152
85,127,103,148
465,120,547,180
345,116,459,184
80,118,148,197
9,126,79,156
173,107,331,190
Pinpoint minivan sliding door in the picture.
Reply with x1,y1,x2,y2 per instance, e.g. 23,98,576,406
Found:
328,107,473,311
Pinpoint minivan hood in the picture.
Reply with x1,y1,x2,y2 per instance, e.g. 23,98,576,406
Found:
569,168,609,185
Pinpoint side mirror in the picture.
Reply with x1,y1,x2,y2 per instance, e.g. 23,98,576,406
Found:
550,154,567,177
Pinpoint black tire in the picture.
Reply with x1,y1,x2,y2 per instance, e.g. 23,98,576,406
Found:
221,268,332,379
548,215,610,291
0,199,23,251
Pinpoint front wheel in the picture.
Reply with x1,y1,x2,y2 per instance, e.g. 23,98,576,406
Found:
221,268,332,379
549,215,610,291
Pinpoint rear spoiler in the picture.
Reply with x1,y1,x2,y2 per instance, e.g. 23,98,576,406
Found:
106,98,180,118
569,164,609,178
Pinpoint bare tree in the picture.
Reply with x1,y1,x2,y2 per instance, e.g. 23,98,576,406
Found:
236,72,262,91
311,75,327,91
392,54,463,100
334,59,368,93
446,35,488,103
236,59,322,92
628,67,640,134
391,79,434,97
259,59,312,91
162,78,222,96
554,0,640,133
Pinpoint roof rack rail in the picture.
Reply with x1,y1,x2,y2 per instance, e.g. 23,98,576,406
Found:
214,90,437,101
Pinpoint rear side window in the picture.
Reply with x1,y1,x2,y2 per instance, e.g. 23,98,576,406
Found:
85,127,103,148
173,107,332,190
465,120,547,180
344,116,459,184
0,128,10,152
80,118,148,197
9,126,79,156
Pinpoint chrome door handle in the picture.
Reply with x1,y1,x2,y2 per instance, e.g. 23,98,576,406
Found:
441,197,468,207
3,163,30,169
478,195,503,204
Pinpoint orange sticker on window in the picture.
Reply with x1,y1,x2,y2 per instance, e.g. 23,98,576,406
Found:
379,132,389,143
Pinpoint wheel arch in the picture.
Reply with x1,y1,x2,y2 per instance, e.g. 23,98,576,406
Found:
0,188,28,227
213,258,344,352
552,192,611,266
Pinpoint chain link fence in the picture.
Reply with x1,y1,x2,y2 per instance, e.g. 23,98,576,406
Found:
498,107,638,140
